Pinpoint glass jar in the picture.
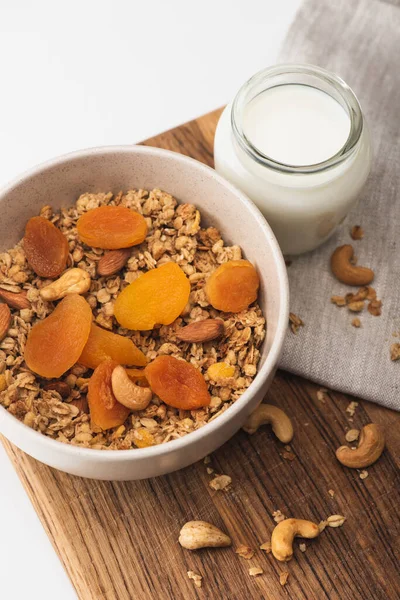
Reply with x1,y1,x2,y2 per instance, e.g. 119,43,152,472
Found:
214,64,372,255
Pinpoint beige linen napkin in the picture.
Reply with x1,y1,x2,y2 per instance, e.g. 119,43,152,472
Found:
278,0,400,409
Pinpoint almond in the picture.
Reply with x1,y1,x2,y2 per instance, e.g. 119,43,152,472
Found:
43,381,71,399
176,319,224,343
0,289,31,309
0,304,11,341
97,249,131,277
70,395,89,414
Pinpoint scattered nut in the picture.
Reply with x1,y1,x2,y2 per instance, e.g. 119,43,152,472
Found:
366,286,377,301
326,515,346,528
243,404,294,443
176,318,224,343
351,318,361,328
289,312,304,334
179,521,231,550
206,467,214,475
282,450,296,461
271,519,320,562
0,304,11,342
204,455,211,464
40,268,91,301
279,572,290,586
336,423,385,468
368,299,382,316
249,567,263,577
350,225,364,240
345,429,360,443
235,545,254,560
331,245,374,286
259,541,271,553
0,288,31,309
209,474,232,491
390,343,400,361
187,571,202,588
97,248,131,277
111,365,152,411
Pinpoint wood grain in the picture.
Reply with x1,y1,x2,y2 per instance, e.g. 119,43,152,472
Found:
2,109,400,600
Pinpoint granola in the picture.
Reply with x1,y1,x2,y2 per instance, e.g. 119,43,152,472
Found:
0,189,265,449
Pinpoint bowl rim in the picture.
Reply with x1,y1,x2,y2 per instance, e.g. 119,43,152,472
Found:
0,144,289,462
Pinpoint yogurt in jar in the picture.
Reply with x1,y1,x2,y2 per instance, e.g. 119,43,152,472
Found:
214,65,372,255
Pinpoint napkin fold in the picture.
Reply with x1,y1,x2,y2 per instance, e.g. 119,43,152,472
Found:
278,0,400,410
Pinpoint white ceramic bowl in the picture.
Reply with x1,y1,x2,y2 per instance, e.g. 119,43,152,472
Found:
0,146,288,480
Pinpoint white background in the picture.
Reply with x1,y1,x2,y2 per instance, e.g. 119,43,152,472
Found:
0,1,300,598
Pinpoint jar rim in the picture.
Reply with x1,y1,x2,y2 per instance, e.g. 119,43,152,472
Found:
231,63,364,174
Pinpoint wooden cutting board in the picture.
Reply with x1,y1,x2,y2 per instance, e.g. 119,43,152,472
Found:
2,109,400,600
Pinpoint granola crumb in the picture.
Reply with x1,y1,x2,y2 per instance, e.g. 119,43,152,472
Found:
272,510,286,523
316,388,328,403
352,317,361,328
359,470,369,480
351,225,364,240
249,567,263,577
328,489,335,498
299,543,307,552
345,428,360,443
331,295,346,307
209,474,232,491
318,520,327,533
390,343,400,361
348,300,364,312
235,545,255,560
289,312,304,334
187,571,202,588
327,514,346,528
346,401,358,417
282,450,296,461
368,299,382,316
203,455,211,464
206,467,214,475
279,572,290,586
259,541,271,553
366,286,377,301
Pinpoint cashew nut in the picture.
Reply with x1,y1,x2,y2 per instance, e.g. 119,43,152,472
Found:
111,365,152,411
331,245,374,286
336,423,385,468
40,268,91,301
271,518,320,562
243,404,294,443
179,521,231,550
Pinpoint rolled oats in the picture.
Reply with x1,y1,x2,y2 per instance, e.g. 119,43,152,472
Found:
0,189,266,450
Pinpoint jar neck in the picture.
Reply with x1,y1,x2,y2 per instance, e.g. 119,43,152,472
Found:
231,64,364,175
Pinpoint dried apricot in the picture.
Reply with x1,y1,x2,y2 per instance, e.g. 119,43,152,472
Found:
145,355,210,410
24,294,92,378
87,359,130,430
24,216,69,278
207,362,235,381
79,323,147,369
125,367,149,387
77,206,147,249
114,262,190,330
206,259,259,313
